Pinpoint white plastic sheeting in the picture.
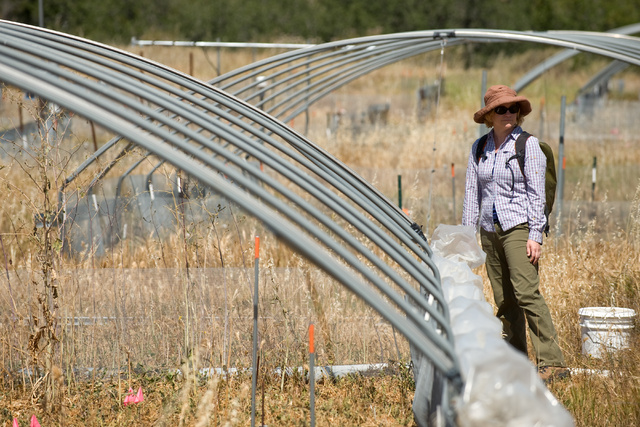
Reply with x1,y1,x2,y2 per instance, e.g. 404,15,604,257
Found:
430,224,574,427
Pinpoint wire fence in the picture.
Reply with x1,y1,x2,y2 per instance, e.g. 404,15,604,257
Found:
1,93,637,381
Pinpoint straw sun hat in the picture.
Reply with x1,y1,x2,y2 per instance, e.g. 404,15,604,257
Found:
473,85,532,124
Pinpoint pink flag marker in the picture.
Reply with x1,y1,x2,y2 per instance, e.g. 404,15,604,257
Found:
135,386,144,404
123,387,135,406
12,418,19,427
30,415,41,427
123,386,144,406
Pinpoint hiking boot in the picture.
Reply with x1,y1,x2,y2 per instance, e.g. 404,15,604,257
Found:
538,366,570,384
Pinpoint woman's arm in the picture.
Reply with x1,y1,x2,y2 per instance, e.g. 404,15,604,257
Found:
524,135,547,243
462,141,481,227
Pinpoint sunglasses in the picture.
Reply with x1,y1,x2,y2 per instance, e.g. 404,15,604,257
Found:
494,104,520,115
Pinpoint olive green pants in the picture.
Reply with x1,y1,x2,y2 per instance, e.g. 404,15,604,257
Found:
480,223,565,367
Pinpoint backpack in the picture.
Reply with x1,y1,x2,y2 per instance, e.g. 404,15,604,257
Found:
475,131,557,235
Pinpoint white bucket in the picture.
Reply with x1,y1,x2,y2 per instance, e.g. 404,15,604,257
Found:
578,307,636,358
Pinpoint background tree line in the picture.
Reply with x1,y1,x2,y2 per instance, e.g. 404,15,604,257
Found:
1,0,639,46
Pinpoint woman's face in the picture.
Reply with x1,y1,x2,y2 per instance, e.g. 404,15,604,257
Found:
492,102,520,132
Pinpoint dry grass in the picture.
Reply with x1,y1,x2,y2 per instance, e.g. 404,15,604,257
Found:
3,360,417,426
541,231,640,426
1,45,640,426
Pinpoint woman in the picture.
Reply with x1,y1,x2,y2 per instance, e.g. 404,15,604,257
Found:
462,85,568,383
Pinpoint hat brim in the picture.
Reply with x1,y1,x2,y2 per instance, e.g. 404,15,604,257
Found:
473,96,532,124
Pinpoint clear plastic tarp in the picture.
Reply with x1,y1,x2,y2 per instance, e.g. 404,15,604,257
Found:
430,224,574,427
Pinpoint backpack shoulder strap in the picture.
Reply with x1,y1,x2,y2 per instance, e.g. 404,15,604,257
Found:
475,134,489,163
513,131,531,176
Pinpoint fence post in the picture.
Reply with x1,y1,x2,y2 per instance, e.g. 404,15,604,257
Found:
451,163,456,223
216,38,221,76
397,175,402,210
479,70,488,137
591,157,597,202
538,97,546,140
556,95,566,237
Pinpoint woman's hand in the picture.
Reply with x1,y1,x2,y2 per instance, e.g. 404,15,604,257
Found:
526,239,541,264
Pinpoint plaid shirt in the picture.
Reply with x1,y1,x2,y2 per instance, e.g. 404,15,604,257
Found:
462,127,546,243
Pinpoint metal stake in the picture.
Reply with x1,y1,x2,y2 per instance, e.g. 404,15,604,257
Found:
309,323,316,427
251,236,260,427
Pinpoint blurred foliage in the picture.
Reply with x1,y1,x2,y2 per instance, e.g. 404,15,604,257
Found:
2,0,640,46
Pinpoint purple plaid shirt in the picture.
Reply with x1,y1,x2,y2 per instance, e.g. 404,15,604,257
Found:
462,127,546,243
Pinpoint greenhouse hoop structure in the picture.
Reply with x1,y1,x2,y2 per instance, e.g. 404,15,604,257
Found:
1,20,640,425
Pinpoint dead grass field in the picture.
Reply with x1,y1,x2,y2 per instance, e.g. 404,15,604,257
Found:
1,44,640,426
